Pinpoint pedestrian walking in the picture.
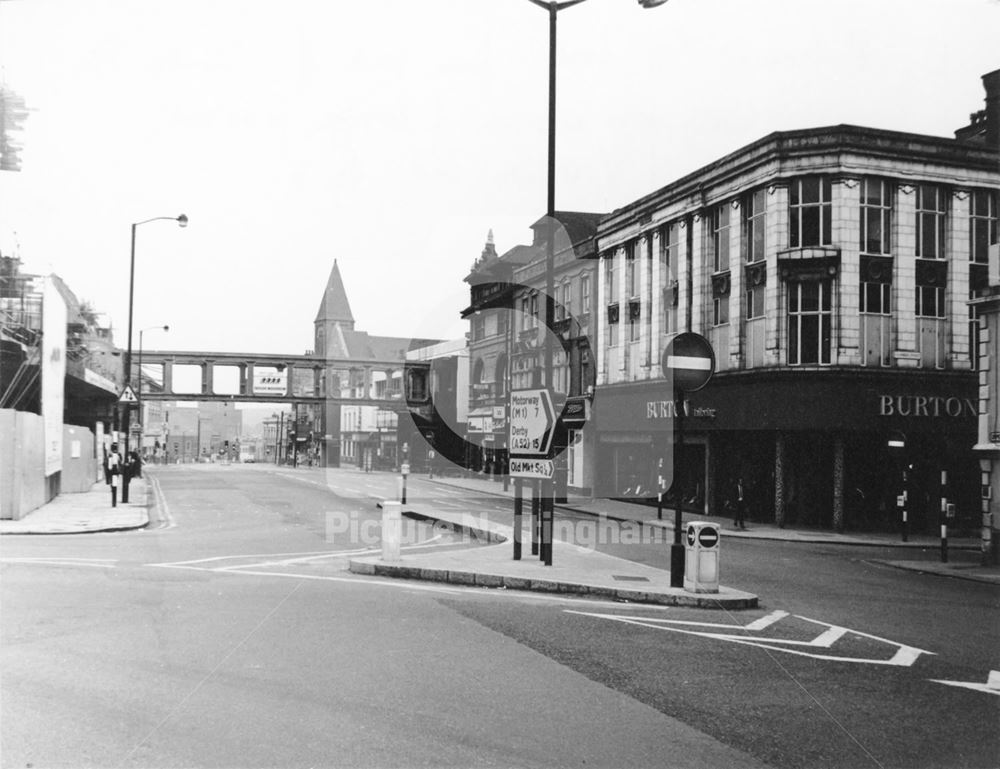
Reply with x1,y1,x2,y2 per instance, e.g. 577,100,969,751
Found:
734,476,747,529
106,443,123,508
128,450,142,479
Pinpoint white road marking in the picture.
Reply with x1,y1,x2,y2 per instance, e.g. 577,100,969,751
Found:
1,557,117,569
566,610,934,667
149,475,176,529
150,550,340,567
930,670,1000,696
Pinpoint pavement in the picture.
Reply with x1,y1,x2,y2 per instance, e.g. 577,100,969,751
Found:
0,476,150,534
2,467,997,607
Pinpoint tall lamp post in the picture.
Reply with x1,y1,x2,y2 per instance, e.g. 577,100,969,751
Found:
522,0,668,564
138,324,169,462
122,214,187,502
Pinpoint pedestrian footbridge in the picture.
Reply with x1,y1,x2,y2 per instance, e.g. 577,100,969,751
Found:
137,350,429,409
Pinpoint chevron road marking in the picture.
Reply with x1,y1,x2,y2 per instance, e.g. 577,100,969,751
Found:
929,670,1000,696
565,609,934,667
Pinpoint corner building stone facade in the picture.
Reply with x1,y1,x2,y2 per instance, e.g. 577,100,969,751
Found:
592,72,999,533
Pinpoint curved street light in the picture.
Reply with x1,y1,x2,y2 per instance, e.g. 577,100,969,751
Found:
520,0,668,566
122,214,187,501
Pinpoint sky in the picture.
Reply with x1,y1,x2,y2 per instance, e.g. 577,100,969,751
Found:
1,0,998,357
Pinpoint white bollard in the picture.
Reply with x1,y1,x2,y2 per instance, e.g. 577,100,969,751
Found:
381,500,402,562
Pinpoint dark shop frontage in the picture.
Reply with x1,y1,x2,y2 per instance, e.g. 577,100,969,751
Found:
592,369,978,533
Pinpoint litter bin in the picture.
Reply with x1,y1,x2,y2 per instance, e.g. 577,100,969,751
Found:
683,521,720,593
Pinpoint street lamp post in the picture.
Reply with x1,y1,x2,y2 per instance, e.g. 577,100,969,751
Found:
522,0,668,565
121,214,187,502
137,324,169,462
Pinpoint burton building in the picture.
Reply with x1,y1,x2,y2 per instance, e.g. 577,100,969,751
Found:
592,70,1000,533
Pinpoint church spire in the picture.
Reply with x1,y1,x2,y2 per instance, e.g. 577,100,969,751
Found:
315,259,355,329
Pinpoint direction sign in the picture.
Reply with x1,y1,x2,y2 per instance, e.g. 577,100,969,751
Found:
662,332,715,393
118,385,138,404
509,457,554,479
509,389,555,456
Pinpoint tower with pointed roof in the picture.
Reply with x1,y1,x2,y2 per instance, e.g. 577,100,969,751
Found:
314,259,355,359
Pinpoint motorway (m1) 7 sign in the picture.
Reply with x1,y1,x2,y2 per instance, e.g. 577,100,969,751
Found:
509,389,555,457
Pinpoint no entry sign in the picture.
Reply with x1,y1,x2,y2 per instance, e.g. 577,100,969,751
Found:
662,332,715,393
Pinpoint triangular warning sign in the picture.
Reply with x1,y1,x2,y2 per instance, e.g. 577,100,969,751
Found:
119,386,138,403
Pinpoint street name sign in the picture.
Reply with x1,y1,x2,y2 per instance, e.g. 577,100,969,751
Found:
661,332,715,393
509,457,554,479
509,388,555,456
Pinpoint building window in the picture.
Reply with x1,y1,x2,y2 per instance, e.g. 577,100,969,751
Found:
530,293,539,328
625,242,638,298
520,296,530,332
713,296,729,326
969,300,980,371
787,280,832,365
581,275,591,315
628,309,640,342
860,178,892,255
970,188,998,264
605,256,618,303
744,188,766,263
915,285,945,318
473,314,485,340
660,223,679,334
560,281,572,321
860,282,891,315
745,283,764,319
789,177,832,248
915,184,947,259
711,203,731,273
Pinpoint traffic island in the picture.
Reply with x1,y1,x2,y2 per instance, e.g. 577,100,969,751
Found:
348,541,759,609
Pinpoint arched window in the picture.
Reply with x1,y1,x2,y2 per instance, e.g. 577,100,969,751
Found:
472,358,484,385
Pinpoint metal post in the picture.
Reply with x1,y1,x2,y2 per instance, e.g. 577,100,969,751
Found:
539,3,558,566
121,223,138,503
901,466,909,543
292,402,298,468
940,469,948,563
513,478,523,560
657,457,664,520
276,412,283,464
531,480,540,556
670,390,685,587
542,491,553,566
137,329,144,456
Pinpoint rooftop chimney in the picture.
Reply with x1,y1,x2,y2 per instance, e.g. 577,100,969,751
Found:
983,68,1000,151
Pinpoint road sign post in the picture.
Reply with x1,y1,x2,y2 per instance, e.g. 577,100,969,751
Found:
509,389,558,565
662,333,716,588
